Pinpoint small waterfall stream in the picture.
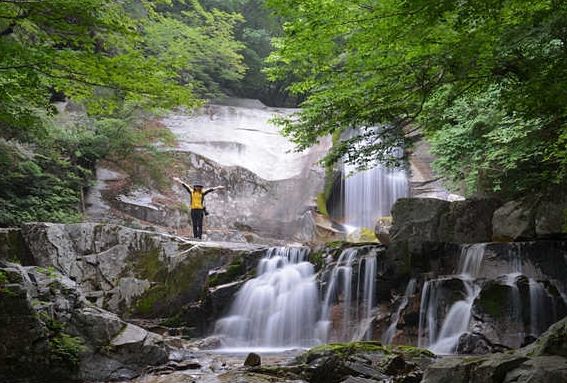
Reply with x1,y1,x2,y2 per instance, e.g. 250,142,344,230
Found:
318,248,378,342
418,243,564,354
343,161,409,228
383,278,417,344
214,247,320,349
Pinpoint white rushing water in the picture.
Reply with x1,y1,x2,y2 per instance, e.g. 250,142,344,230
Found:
318,248,378,342
383,278,417,344
214,247,321,349
418,243,565,354
419,244,485,354
343,161,409,228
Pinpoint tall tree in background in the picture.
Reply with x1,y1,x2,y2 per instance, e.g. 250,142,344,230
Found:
200,0,297,106
266,0,567,198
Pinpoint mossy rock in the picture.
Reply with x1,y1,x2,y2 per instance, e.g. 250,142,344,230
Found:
0,228,32,264
347,228,379,243
129,245,237,318
208,256,245,288
294,341,434,364
474,281,513,319
309,251,325,272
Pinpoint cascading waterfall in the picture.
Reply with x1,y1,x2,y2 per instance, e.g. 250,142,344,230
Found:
383,278,417,344
318,248,378,342
419,243,565,354
214,247,321,349
334,128,409,229
343,161,409,228
419,244,485,354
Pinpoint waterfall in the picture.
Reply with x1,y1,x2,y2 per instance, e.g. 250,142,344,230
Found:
360,255,377,340
214,247,321,349
383,278,417,344
319,248,378,342
419,244,485,354
343,161,409,228
529,280,558,338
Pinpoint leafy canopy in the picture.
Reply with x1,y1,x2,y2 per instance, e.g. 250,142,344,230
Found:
266,0,567,197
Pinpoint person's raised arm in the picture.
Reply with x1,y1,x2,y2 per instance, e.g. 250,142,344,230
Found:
204,186,225,195
173,177,193,194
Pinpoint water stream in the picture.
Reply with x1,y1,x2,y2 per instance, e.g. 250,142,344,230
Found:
343,161,409,228
419,244,485,354
383,278,417,344
214,247,320,349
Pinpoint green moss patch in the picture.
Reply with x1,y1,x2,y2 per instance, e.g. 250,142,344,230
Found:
208,256,245,287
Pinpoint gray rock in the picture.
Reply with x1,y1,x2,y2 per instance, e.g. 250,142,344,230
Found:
493,200,536,241
422,353,528,383
535,199,567,238
208,280,245,319
456,333,498,355
492,196,567,241
15,222,267,322
390,197,499,248
522,315,567,358
0,263,170,382
374,216,392,246
503,356,567,383
339,376,379,383
244,352,261,367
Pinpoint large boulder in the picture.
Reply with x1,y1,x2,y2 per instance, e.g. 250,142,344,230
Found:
284,342,436,383
0,262,169,382
493,196,567,241
294,210,347,244
390,197,500,248
492,200,537,241
374,216,393,246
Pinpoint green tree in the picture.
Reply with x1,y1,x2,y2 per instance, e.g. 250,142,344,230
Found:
266,0,567,196
0,0,199,134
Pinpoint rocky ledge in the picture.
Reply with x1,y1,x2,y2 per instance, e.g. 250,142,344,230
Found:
1,223,267,332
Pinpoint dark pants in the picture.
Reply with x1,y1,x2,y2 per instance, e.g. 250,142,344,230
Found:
191,209,204,239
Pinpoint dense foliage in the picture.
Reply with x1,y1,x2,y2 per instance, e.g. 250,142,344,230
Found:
199,0,295,105
266,0,567,197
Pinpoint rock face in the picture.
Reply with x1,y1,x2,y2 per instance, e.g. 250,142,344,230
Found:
374,216,392,246
408,134,463,201
493,195,567,241
283,342,436,383
0,261,169,382
86,101,330,241
6,223,266,332
389,197,500,249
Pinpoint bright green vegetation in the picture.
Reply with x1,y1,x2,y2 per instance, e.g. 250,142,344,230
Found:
208,257,245,287
266,0,567,199
49,333,87,370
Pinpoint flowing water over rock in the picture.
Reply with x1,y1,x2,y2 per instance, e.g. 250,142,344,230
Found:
318,248,378,342
215,247,381,349
343,161,410,228
419,244,485,354
383,278,417,344
418,243,566,354
214,247,321,349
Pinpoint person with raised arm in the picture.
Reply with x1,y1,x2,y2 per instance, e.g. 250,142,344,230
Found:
173,177,225,240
